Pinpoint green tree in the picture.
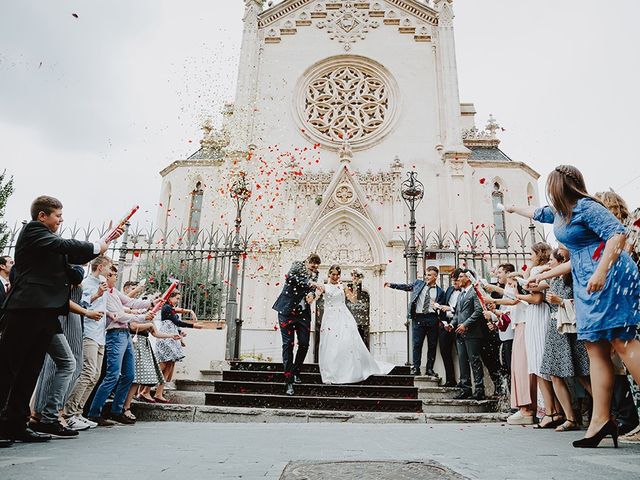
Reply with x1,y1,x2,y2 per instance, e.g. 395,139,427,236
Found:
0,170,15,250
137,251,226,320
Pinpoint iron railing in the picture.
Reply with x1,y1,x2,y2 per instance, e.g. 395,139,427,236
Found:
2,221,249,322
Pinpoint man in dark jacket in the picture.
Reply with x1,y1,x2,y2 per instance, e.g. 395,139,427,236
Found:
385,266,446,376
447,269,486,400
0,196,118,445
272,253,321,396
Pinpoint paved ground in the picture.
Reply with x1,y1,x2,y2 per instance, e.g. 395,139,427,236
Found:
1,422,639,479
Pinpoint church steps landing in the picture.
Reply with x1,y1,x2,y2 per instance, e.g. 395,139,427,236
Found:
230,361,411,376
204,392,423,413
223,370,415,386
418,386,463,400
213,380,418,399
421,399,498,414
175,379,217,393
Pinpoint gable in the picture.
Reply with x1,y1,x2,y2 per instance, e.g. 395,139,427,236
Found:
259,1,439,32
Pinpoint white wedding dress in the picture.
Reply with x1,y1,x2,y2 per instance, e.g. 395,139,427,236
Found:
319,283,394,384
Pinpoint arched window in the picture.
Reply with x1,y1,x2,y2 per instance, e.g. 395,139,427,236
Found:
187,182,204,243
527,183,535,206
492,182,507,248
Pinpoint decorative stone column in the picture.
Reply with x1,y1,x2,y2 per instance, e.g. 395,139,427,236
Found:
229,0,263,152
434,0,468,155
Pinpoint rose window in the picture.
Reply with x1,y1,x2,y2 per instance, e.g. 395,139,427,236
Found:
299,58,397,150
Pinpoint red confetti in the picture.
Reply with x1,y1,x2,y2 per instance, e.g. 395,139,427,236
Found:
592,242,605,261
377,226,382,231
633,218,640,228
133,251,140,257
479,178,486,185
521,264,528,272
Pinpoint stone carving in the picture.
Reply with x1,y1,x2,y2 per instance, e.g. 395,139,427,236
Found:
334,183,355,205
316,222,374,265
317,2,380,51
303,63,390,145
461,115,502,147
295,170,400,203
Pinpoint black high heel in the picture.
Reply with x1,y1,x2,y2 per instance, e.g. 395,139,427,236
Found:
572,420,619,448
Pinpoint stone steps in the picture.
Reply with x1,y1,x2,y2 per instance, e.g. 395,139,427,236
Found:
222,370,417,386
128,403,509,424
418,386,463,400
175,379,216,392
229,361,411,376
421,398,498,414
204,392,424,413
213,380,418,399
137,361,498,421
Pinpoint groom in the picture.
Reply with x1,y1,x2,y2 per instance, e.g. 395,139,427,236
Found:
272,253,321,396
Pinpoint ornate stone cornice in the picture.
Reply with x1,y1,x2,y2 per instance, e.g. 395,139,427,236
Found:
259,0,438,28
468,160,541,180
159,160,221,177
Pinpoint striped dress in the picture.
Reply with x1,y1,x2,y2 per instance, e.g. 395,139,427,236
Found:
523,266,551,380
33,285,84,412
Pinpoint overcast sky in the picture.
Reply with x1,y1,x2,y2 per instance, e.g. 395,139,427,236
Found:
1,0,639,231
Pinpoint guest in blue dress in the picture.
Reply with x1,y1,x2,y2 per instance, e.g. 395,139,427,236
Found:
506,164,640,449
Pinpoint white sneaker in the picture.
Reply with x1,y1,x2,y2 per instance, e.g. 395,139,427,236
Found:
507,411,534,425
77,415,98,429
66,415,91,431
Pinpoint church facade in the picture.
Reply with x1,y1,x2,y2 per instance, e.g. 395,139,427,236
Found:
157,0,540,364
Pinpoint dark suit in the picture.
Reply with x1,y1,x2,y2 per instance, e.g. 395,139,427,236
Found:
439,286,460,385
0,221,96,435
273,261,317,383
389,280,445,374
451,286,485,395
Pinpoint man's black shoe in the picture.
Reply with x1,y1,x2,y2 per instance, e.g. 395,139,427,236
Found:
31,421,79,439
454,390,472,400
293,375,302,384
409,367,421,376
470,392,486,401
109,413,136,425
0,438,13,448
9,427,52,443
443,381,457,388
425,369,438,377
285,384,295,396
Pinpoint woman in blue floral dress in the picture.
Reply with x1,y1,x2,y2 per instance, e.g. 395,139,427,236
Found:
506,165,640,448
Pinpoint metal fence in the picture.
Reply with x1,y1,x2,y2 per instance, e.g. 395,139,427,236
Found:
2,221,249,322
412,223,552,286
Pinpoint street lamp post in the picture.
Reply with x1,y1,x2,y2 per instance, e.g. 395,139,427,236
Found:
401,171,424,367
225,171,251,361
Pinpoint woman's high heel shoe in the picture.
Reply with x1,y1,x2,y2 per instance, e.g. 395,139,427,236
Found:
572,420,619,448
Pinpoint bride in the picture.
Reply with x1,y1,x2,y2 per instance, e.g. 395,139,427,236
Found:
318,264,394,384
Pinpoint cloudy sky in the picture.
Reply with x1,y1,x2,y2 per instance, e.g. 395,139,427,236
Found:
1,0,639,231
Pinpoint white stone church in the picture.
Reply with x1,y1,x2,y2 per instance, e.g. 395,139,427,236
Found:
156,0,540,366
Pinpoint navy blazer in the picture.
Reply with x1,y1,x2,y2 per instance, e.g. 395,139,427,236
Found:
272,261,317,317
2,221,96,312
388,280,446,319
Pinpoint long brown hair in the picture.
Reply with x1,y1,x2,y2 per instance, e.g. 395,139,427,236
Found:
531,242,552,266
594,191,630,222
546,165,603,222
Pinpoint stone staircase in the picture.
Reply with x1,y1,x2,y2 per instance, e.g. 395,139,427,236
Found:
129,361,505,423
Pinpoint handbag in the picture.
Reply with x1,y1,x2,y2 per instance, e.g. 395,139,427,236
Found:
556,299,577,334
496,312,511,332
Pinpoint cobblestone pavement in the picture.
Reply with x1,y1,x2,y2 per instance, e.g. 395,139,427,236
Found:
1,422,639,479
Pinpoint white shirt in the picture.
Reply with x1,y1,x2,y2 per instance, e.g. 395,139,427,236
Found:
445,289,462,320
0,276,9,293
